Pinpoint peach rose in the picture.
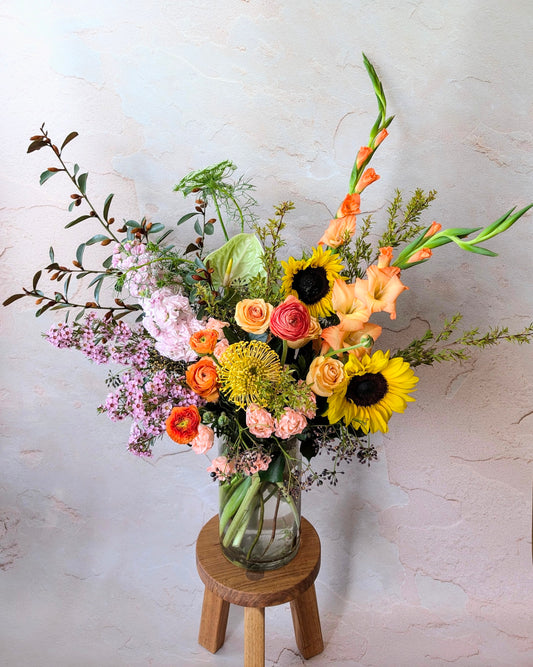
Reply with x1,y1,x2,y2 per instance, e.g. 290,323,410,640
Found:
190,424,215,454
318,216,357,248
235,298,274,335
306,356,345,397
189,328,218,355
186,357,220,402
274,408,307,439
270,295,311,342
246,404,275,438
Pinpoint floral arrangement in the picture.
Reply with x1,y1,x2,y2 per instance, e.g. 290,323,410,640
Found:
5,56,532,565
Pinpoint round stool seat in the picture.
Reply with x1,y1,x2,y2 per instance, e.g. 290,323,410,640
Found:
196,515,321,607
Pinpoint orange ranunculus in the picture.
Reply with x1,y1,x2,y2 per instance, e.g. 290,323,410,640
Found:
356,168,380,193
331,278,371,330
407,247,432,264
166,405,201,444
320,321,382,359
353,265,408,320
235,298,273,335
424,222,442,238
318,216,356,248
356,146,372,169
189,328,219,355
336,193,361,218
186,357,220,402
373,128,388,148
377,246,394,268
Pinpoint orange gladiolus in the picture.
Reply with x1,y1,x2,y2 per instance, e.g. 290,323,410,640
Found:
407,247,432,264
318,216,357,248
356,146,372,169
377,246,394,268
373,128,388,147
424,222,442,238
356,168,380,193
320,321,382,359
353,265,408,320
336,193,361,218
331,278,371,330
189,328,219,355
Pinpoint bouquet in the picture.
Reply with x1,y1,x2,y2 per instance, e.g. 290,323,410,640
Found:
5,55,532,569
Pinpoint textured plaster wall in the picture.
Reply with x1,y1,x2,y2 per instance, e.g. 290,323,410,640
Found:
1,1,532,665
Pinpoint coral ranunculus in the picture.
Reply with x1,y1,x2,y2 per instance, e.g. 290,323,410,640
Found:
270,295,311,342
189,328,219,355
166,405,201,444
186,357,220,401
235,298,273,334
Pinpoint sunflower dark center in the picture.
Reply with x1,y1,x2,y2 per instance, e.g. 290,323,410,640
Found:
346,372,388,407
292,266,329,305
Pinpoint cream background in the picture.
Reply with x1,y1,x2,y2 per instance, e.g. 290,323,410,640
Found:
1,1,532,665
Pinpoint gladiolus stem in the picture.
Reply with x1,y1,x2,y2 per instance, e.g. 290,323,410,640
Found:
324,336,373,358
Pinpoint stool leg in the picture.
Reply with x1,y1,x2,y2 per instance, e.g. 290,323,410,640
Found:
290,583,324,659
198,587,230,653
244,606,265,667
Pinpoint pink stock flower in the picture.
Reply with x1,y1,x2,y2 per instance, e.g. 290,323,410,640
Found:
274,408,307,439
191,424,215,455
246,404,275,438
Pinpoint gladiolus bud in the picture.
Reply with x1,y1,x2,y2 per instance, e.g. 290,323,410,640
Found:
374,128,388,147
424,222,442,238
407,247,432,264
356,168,380,193
356,146,372,169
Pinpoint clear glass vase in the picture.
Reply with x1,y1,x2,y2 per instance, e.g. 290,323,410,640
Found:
218,438,301,571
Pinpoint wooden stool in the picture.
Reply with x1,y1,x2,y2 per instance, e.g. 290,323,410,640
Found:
196,515,324,667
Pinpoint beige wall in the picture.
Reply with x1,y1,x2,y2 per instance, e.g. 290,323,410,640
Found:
2,1,532,664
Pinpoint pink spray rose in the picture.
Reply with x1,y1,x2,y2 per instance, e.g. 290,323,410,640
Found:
274,407,307,439
190,424,215,455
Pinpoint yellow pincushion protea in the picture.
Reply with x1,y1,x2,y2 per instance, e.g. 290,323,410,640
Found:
281,245,345,318
325,350,418,433
217,340,283,409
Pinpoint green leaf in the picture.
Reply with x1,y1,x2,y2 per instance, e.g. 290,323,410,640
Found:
177,212,198,226
92,276,104,304
194,220,203,236
76,243,86,266
259,453,285,484
32,270,42,291
35,301,54,317
64,274,72,299
49,247,55,263
103,193,114,221
68,200,76,212
102,255,113,269
125,219,140,228
86,234,111,245
75,308,86,322
157,229,173,244
60,131,78,152
204,222,214,235
65,214,91,229
73,164,80,176
40,170,57,185
147,222,165,234
77,172,88,194
205,233,265,288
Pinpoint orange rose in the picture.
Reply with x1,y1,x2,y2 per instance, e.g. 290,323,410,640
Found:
190,328,219,355
186,357,220,402
235,298,273,335
166,405,201,444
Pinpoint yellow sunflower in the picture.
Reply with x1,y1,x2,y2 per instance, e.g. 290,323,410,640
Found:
281,246,345,318
325,350,418,433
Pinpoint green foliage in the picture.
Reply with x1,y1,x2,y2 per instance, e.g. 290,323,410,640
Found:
379,188,437,250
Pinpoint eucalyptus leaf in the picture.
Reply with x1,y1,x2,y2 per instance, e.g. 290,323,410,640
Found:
39,170,57,186
205,233,265,288
77,172,88,194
